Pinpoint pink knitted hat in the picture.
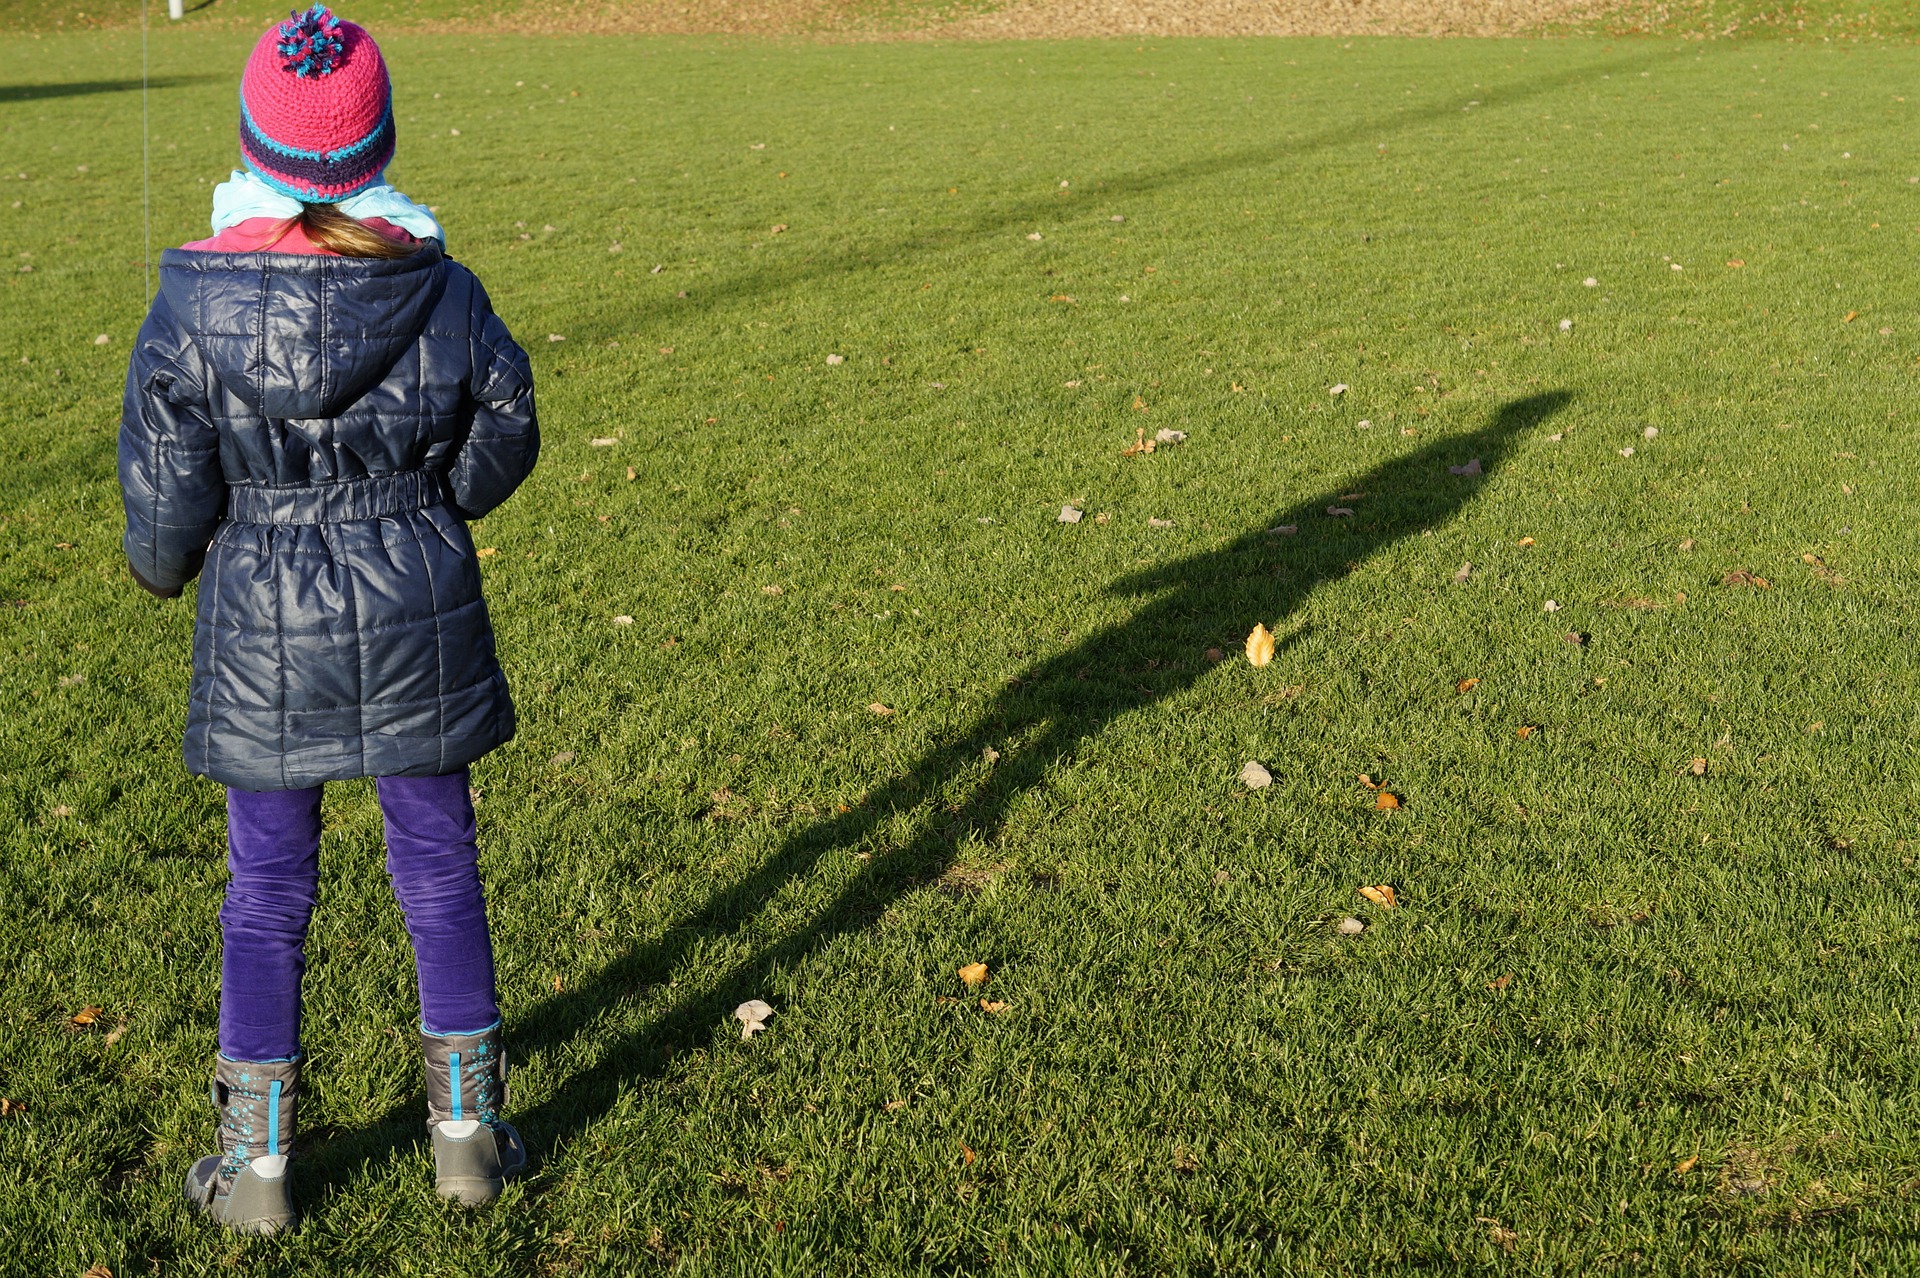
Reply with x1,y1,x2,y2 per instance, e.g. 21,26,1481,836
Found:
239,5,395,203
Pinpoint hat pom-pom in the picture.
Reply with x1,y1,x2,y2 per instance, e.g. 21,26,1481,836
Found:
276,3,346,77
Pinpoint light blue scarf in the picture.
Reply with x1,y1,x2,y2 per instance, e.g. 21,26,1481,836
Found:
210,170,445,246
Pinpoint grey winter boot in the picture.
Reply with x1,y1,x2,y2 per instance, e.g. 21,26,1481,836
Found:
182,1055,299,1235
421,1025,525,1205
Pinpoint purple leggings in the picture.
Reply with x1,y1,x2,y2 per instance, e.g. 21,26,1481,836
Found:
220,770,500,1061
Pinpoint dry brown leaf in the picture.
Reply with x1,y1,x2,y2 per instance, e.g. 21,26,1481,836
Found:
884,1099,907,1112
1688,757,1708,776
1487,973,1512,991
1325,505,1355,518
475,547,499,559
1726,259,1745,268
957,962,989,987
1844,310,1859,323
1679,537,1697,552
1721,569,1770,589
81,1267,112,1278
553,975,564,992
0,1098,24,1118
1515,725,1536,739
1456,677,1480,694
1518,536,1536,547
1357,773,1378,789
868,703,894,716
69,1005,103,1028
1204,647,1225,664
1357,884,1397,908
1245,623,1275,667
979,999,1008,1014
961,1144,977,1165
1477,1219,1518,1253
1674,1154,1700,1175
1374,791,1401,811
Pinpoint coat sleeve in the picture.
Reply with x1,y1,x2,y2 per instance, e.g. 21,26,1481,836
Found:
118,296,225,599
449,276,539,521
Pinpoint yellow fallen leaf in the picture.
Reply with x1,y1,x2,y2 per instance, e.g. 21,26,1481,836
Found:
475,547,498,559
1516,725,1536,739
1518,537,1536,547
868,702,894,716
1374,791,1401,810
553,975,564,992
1456,677,1480,694
958,962,988,987
1245,623,1275,667
961,1144,977,1165
1357,884,1397,908
69,1005,103,1027
1844,310,1859,323
980,999,1008,1014
1674,1154,1700,1175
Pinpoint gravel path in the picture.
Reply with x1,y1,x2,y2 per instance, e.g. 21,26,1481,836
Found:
485,0,1624,38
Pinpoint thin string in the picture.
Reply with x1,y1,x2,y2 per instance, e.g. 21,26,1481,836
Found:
141,0,152,301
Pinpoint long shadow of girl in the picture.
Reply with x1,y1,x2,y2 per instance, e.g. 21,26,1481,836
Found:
496,390,1570,1163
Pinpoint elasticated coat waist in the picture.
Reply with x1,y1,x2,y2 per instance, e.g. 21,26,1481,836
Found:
225,470,446,525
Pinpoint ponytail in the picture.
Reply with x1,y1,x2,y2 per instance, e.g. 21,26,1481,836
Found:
298,202,417,259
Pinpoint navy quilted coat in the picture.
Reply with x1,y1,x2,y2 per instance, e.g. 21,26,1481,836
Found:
119,244,539,792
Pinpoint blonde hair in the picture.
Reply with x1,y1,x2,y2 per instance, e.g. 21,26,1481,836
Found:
298,202,417,259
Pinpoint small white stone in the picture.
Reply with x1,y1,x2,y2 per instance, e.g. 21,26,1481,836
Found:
1543,600,1560,612
1558,318,1573,332
612,615,634,626
1238,760,1273,789
1583,277,1598,287
1643,426,1659,439
1026,232,1043,241
826,353,845,365
1336,916,1366,935
1329,383,1348,396
92,333,109,346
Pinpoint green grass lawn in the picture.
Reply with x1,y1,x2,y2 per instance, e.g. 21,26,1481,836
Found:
10,20,1920,1275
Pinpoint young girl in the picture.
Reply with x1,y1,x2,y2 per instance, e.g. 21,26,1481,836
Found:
119,5,539,1233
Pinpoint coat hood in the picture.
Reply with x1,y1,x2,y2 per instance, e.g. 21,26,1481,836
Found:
158,244,448,419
